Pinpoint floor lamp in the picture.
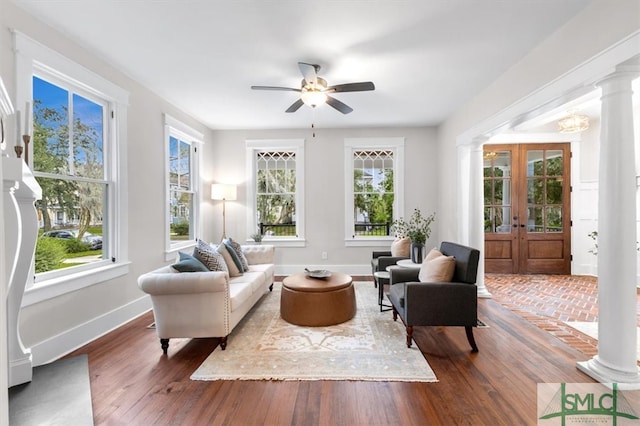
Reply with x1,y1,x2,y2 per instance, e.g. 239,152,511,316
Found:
211,183,237,240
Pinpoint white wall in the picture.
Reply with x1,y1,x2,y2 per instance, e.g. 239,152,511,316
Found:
437,0,640,254
204,126,439,275
1,0,212,362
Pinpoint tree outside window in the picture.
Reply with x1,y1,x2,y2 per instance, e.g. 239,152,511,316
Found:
33,75,107,274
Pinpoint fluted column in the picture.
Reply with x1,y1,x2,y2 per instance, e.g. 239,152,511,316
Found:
577,64,640,386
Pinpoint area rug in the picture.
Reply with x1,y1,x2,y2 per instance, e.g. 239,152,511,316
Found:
564,321,640,361
191,282,437,382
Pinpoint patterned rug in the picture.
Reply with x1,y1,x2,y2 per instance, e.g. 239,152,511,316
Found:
191,282,437,382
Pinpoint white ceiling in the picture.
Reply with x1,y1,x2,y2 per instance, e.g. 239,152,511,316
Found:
14,0,593,130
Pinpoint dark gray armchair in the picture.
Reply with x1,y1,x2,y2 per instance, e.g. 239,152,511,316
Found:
387,241,481,352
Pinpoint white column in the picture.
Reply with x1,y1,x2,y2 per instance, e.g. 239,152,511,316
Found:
458,138,492,298
577,65,640,387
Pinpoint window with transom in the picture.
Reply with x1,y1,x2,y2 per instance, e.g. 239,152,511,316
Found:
344,138,404,246
246,139,305,246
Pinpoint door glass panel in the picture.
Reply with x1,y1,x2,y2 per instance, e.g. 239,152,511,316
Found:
546,150,563,176
527,150,544,176
484,149,512,234
527,206,543,233
527,178,544,204
484,207,512,233
546,206,563,232
546,178,563,204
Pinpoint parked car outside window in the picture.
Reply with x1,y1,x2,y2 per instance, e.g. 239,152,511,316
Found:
41,230,102,250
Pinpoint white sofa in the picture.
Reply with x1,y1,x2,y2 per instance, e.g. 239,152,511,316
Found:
137,244,275,354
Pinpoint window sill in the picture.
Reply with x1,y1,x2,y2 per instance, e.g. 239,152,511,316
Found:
344,237,394,247
165,241,197,261
245,238,306,248
23,261,131,307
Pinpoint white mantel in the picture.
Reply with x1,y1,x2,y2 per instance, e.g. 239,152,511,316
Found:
3,155,41,387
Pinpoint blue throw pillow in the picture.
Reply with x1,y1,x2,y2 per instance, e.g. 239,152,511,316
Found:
172,251,209,273
223,238,246,272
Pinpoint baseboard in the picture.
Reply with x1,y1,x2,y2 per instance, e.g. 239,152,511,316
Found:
30,295,152,366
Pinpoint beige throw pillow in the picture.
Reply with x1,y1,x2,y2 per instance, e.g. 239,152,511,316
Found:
391,237,411,257
425,248,443,262
215,243,243,277
418,253,456,282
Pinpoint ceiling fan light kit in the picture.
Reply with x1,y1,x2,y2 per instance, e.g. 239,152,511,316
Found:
252,62,375,114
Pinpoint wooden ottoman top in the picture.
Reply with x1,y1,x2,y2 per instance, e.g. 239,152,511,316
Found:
283,272,352,293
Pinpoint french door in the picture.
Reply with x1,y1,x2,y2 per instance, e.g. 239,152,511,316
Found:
484,143,571,274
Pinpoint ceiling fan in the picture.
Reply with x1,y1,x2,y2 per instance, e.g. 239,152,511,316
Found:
251,62,375,114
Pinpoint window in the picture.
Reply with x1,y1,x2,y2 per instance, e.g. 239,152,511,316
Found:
344,138,404,246
15,31,129,303
165,114,202,256
246,139,305,247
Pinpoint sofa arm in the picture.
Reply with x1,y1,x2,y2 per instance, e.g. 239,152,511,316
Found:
404,282,477,326
138,270,229,295
242,244,275,265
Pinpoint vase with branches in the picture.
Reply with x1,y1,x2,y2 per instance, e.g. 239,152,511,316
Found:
392,209,436,262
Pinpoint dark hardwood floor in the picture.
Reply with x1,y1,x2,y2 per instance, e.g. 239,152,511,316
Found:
66,282,600,425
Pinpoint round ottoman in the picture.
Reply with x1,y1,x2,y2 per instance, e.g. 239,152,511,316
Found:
280,272,356,326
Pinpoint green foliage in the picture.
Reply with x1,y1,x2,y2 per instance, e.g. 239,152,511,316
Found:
171,221,190,236
392,209,436,244
63,238,91,253
35,237,67,273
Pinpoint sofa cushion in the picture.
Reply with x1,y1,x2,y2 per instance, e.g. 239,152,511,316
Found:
171,252,209,273
247,263,274,285
230,271,265,294
419,252,455,282
193,240,228,272
391,237,411,257
228,281,254,312
216,243,243,277
224,238,250,272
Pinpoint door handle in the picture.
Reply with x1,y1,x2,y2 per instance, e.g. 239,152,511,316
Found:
520,224,525,228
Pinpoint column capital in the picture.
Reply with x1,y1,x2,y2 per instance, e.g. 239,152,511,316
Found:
596,62,640,88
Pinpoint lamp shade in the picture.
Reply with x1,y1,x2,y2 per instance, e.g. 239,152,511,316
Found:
211,183,237,201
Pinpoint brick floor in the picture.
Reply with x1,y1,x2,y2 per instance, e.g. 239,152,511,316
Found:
485,274,640,362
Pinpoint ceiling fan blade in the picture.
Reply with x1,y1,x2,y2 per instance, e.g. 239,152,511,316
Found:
327,82,375,93
298,62,319,86
285,98,305,113
251,85,301,92
326,96,353,114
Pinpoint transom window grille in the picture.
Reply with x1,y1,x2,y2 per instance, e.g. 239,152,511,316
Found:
256,151,297,237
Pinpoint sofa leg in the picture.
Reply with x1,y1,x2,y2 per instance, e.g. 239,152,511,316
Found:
465,326,479,352
220,336,228,350
406,326,413,348
269,283,274,292
160,338,169,355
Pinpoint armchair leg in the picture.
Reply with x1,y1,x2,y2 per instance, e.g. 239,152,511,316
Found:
269,283,274,291
392,306,398,321
160,338,169,355
220,336,228,350
465,326,479,352
406,326,413,348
